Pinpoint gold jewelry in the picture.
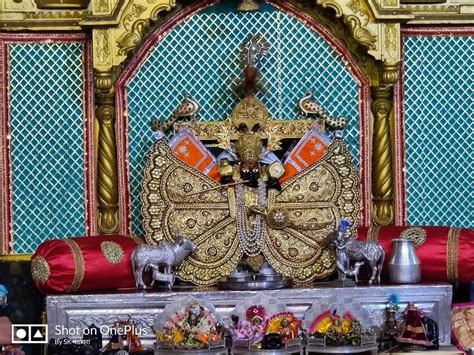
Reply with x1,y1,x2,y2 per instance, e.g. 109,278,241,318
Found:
267,161,285,179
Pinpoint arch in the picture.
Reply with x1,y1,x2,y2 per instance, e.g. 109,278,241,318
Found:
115,0,371,235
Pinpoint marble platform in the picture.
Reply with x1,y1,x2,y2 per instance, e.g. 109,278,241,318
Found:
46,283,452,348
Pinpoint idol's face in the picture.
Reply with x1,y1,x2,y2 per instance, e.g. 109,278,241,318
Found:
240,162,259,187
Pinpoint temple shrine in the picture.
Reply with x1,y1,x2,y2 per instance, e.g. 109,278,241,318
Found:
0,0,472,354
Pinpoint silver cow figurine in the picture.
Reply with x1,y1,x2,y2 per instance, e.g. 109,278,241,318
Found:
147,263,176,289
335,219,385,284
131,236,197,289
338,260,365,283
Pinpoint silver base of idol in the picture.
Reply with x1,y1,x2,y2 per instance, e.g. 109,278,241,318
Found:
218,262,292,290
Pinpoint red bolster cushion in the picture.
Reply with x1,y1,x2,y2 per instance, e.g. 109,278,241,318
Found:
31,235,144,294
357,226,474,283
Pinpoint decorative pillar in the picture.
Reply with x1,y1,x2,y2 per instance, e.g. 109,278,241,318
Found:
371,64,398,225
95,69,119,234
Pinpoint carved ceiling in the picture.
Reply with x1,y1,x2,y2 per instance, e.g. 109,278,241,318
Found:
0,0,472,81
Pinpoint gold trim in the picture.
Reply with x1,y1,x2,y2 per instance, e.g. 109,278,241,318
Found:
406,325,426,334
0,254,33,262
446,227,460,283
63,239,85,292
31,256,51,284
368,226,381,240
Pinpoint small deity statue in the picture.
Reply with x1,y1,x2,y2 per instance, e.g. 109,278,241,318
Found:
397,302,431,349
107,321,127,350
230,314,253,340
126,318,142,352
266,312,301,345
182,303,204,340
279,317,297,343
245,305,268,346
379,295,400,350
157,300,223,349
82,324,102,351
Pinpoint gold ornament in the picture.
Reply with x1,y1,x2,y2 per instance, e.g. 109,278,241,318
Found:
231,97,269,132
267,162,285,179
216,97,283,155
31,256,51,284
400,227,427,247
247,255,264,272
141,137,359,285
100,241,125,264
237,0,260,12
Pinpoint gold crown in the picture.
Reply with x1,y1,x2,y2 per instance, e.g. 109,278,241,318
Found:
230,97,269,131
236,133,261,164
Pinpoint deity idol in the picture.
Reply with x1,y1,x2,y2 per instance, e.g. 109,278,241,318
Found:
141,35,360,286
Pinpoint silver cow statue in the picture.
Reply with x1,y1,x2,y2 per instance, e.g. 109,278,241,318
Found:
131,236,197,289
338,260,365,283
147,263,176,289
335,219,385,284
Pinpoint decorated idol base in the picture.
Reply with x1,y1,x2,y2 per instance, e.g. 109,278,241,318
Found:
228,293,304,354
154,297,226,353
303,296,378,354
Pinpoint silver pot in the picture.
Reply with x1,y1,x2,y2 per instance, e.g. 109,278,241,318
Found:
388,239,421,284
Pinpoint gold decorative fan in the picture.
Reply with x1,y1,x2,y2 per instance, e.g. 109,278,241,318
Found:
263,140,359,282
141,137,359,286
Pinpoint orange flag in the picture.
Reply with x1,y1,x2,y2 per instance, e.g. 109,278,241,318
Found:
169,129,220,181
279,127,332,183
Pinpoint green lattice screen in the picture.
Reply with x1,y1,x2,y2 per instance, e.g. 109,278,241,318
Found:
402,33,473,228
123,2,365,236
4,37,92,253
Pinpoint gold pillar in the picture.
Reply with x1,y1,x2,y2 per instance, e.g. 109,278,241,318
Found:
95,69,119,234
371,81,395,225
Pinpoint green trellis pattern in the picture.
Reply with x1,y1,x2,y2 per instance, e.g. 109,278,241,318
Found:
403,34,473,228
8,42,87,253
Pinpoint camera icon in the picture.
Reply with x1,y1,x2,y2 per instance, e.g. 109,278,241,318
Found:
11,324,48,344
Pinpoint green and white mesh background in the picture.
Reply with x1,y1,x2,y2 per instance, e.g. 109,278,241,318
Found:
118,1,368,236
400,30,473,228
0,34,94,254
